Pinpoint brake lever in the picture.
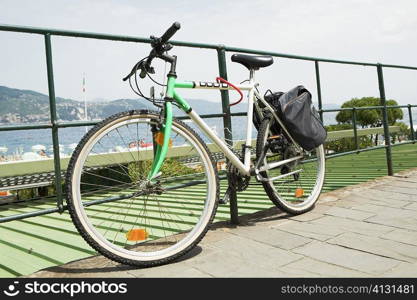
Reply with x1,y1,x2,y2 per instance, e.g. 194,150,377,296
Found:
122,61,141,81
139,65,155,79
122,59,156,81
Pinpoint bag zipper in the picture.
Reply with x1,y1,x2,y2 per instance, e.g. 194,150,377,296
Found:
282,92,309,113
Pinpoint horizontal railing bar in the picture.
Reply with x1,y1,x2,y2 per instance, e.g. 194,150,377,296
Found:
178,112,246,120
57,120,99,128
0,205,65,223
322,141,415,161
320,104,417,113
177,113,225,120
320,108,356,113
390,140,416,147
230,112,247,117
82,192,137,207
0,23,153,43
224,46,378,67
0,123,52,131
225,47,417,70
1,104,413,132
0,23,219,49
290,140,414,164
0,175,229,223
1,24,417,70
83,178,213,207
379,63,417,71
325,145,388,159
0,112,249,131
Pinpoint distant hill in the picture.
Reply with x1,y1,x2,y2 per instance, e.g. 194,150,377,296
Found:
0,85,224,124
0,85,342,125
0,86,81,123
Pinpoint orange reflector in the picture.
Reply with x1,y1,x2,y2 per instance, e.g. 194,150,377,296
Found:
126,229,148,241
154,132,164,145
295,188,304,198
267,135,281,140
154,132,173,148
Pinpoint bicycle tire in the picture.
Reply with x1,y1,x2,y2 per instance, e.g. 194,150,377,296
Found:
66,110,219,267
256,116,325,215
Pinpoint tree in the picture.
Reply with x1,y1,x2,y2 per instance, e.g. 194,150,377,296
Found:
392,121,411,143
336,97,403,126
336,97,403,145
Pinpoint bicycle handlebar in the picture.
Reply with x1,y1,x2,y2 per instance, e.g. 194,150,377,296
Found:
160,22,181,45
123,22,181,81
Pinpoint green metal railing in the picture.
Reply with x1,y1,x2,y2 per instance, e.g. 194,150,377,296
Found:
321,104,417,159
0,24,416,225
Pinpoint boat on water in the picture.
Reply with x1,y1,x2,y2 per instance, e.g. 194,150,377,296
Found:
128,140,153,149
21,151,44,160
32,144,46,152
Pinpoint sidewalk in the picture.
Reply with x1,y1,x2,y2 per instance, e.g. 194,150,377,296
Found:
28,168,417,278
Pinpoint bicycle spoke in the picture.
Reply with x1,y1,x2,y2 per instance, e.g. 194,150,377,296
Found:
67,111,216,265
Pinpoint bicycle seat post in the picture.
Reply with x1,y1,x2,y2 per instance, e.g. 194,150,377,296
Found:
249,69,255,82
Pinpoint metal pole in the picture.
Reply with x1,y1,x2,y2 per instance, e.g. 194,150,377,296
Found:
314,61,324,122
352,107,359,150
44,34,64,212
376,64,394,176
408,104,415,141
217,46,239,225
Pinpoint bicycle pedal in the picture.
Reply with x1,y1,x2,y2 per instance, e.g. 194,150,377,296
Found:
219,187,231,205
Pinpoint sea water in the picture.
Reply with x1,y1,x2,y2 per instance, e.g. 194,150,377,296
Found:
0,110,415,159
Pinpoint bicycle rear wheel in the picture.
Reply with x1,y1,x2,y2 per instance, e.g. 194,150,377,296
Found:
66,110,219,266
256,117,325,215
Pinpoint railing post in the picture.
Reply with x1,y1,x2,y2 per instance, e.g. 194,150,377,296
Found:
352,107,359,150
376,63,394,176
408,104,415,141
217,46,239,225
314,61,324,122
44,33,64,212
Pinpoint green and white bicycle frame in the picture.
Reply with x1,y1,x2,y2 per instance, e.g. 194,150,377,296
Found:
148,70,302,181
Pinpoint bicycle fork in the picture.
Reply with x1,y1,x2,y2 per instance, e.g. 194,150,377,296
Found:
147,76,177,181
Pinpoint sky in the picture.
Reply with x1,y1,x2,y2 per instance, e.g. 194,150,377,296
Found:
1,0,417,107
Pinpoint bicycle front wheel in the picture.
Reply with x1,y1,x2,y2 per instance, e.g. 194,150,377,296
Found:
256,117,325,215
66,110,219,267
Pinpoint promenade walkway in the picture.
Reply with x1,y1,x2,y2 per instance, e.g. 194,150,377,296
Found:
29,168,417,278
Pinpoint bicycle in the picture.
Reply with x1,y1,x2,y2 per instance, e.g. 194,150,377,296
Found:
65,22,325,267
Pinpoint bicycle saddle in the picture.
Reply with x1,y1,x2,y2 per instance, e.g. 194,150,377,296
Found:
231,54,273,70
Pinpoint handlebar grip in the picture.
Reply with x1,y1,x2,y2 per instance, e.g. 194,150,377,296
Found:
159,22,181,44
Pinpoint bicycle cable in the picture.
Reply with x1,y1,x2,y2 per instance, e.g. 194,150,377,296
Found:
127,56,168,108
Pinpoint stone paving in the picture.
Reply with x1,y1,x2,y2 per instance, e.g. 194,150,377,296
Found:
28,168,417,278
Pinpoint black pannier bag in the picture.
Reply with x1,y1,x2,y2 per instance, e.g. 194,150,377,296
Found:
255,85,327,151
253,91,283,132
